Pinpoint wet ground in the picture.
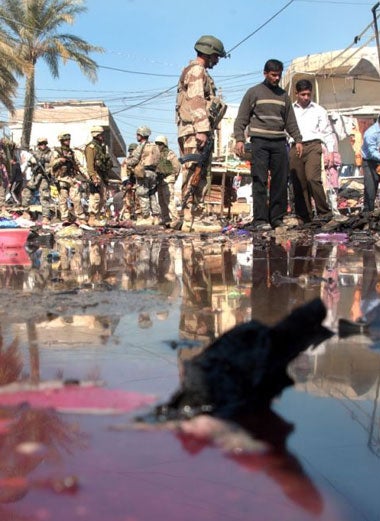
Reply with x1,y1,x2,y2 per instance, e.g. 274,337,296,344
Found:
0,225,379,521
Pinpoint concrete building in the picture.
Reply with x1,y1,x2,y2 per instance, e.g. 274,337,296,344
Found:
8,100,126,178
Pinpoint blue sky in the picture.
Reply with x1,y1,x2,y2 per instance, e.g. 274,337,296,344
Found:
4,0,379,152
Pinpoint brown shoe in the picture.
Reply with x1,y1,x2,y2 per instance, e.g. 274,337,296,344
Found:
90,218,107,227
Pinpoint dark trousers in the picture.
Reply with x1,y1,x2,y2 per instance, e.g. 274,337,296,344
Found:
250,137,288,224
289,141,330,221
363,159,380,212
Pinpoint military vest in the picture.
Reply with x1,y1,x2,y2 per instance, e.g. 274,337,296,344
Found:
33,147,52,173
156,147,174,176
91,140,112,174
52,146,76,175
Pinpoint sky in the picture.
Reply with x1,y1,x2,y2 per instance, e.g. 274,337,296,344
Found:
1,0,378,153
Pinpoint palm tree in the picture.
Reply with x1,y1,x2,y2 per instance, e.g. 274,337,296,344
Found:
0,35,24,113
0,0,103,148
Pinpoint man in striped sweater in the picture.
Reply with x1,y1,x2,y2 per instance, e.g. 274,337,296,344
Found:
234,59,303,231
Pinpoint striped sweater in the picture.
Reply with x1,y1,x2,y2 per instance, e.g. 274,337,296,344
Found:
234,81,302,143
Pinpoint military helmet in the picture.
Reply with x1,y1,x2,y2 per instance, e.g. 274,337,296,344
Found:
194,35,226,58
90,125,104,137
37,137,48,145
128,143,138,152
155,135,168,147
58,132,71,141
136,125,151,138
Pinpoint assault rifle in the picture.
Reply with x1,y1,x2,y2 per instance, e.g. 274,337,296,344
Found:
173,99,227,230
179,135,214,211
171,135,215,231
29,159,60,191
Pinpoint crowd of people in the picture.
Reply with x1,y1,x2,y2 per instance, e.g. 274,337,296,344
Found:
0,34,379,231
0,125,182,228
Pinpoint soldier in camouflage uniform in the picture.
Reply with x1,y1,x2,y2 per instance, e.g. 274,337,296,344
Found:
22,137,53,224
155,135,181,227
176,35,226,223
120,142,138,220
50,132,87,223
85,125,113,227
122,126,161,225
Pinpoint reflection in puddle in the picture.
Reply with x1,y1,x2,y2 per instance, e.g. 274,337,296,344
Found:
0,233,380,519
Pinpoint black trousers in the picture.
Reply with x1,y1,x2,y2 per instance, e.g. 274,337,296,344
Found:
250,137,288,224
363,159,380,212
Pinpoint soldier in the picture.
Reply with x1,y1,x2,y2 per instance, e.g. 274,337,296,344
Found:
50,132,87,224
119,143,138,221
122,126,160,225
21,137,53,224
85,125,113,227
155,135,181,227
176,35,226,225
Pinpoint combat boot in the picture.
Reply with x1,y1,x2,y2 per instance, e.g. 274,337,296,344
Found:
136,215,152,226
88,215,106,227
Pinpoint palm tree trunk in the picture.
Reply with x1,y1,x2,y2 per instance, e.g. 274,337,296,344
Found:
21,64,35,150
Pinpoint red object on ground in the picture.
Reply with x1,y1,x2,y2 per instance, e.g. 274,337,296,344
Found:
0,228,30,248
0,247,31,266
0,229,31,266
0,384,156,414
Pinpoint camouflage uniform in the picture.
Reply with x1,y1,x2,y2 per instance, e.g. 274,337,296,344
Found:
124,139,161,222
120,143,138,220
155,137,181,225
84,132,113,225
22,140,52,220
50,134,86,222
176,36,226,222
176,60,217,215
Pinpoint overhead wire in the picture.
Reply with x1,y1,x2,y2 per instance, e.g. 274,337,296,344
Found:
1,0,376,140
226,0,296,55
314,9,380,74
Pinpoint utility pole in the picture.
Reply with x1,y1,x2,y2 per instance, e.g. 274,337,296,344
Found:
372,2,380,71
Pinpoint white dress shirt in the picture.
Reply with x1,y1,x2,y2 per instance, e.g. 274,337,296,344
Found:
293,101,335,152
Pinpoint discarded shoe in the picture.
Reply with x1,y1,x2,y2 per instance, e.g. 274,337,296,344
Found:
245,221,271,232
88,215,106,227
320,219,338,232
271,219,286,229
315,212,333,223
136,216,152,226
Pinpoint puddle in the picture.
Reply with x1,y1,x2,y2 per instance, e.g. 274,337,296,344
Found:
0,233,379,520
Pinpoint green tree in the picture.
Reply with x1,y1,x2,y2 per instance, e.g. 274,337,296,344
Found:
0,0,103,148
0,35,24,113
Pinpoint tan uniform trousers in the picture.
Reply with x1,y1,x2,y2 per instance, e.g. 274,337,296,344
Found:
88,181,106,217
178,134,210,219
58,179,86,221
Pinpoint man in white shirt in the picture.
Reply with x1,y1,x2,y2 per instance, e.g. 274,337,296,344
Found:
289,79,335,224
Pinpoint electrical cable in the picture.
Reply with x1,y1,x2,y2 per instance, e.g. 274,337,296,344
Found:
226,0,296,55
